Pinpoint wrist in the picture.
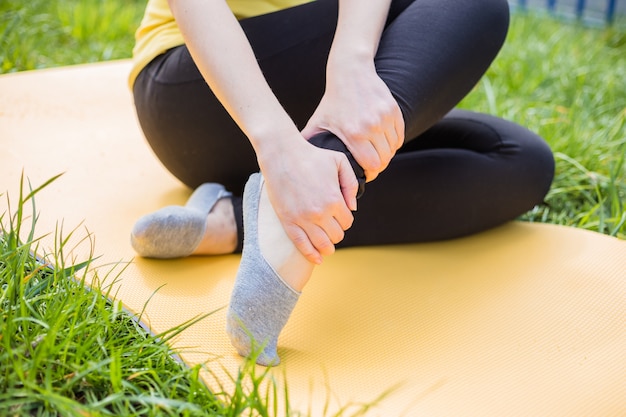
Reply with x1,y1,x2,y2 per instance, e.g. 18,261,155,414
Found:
326,52,376,90
250,124,307,171
328,42,375,70
326,39,377,82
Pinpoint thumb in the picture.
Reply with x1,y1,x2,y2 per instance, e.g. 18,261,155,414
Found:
337,155,359,211
301,118,325,141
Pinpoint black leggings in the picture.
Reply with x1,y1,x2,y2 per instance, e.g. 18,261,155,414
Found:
133,0,555,249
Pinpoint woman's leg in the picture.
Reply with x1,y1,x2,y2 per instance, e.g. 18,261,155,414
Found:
380,0,511,139
131,0,341,256
133,0,521,255
225,0,528,366
129,0,344,259
130,0,549,365
132,0,511,190
338,109,555,247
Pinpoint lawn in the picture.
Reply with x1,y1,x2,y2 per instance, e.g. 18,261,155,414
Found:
1,1,625,415
459,10,626,238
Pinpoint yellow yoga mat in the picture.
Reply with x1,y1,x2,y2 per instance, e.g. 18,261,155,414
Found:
1,61,624,416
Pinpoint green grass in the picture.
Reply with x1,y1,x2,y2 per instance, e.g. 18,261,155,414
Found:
0,0,144,73
1,1,624,235
0,177,219,416
1,1,625,415
2,177,384,416
459,12,626,238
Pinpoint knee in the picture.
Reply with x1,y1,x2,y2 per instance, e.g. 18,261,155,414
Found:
509,127,555,205
528,135,556,202
454,0,510,49
486,0,511,43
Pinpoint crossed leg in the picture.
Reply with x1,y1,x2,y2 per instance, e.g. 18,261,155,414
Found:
131,0,553,365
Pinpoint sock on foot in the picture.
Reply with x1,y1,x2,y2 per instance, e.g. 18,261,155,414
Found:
130,184,231,258
226,173,300,366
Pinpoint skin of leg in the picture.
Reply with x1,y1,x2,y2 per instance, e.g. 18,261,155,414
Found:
191,198,238,255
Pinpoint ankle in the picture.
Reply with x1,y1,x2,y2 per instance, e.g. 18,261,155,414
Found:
192,198,238,255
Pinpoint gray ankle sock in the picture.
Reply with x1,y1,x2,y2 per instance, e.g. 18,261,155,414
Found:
185,183,231,211
130,184,231,259
226,173,300,366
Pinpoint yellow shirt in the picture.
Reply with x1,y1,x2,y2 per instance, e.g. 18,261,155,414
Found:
129,0,314,87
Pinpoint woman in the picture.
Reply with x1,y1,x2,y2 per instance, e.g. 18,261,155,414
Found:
129,0,555,366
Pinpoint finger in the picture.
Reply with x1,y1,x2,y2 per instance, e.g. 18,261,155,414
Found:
382,110,403,153
349,139,382,181
369,130,393,171
383,124,399,154
356,129,392,179
300,113,326,141
320,216,345,244
284,223,323,264
301,122,321,141
337,155,359,211
334,201,354,231
393,105,405,151
303,224,336,257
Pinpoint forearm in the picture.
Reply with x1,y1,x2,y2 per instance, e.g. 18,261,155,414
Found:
168,0,301,163
328,0,392,68
303,0,403,182
168,0,358,263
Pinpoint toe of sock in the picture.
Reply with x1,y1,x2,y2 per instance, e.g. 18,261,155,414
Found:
130,206,206,258
226,310,280,366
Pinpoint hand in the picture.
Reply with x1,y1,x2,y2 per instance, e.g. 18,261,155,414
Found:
258,138,359,264
301,59,405,182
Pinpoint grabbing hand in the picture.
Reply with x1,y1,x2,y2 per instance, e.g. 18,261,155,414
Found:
258,139,359,264
301,59,404,182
